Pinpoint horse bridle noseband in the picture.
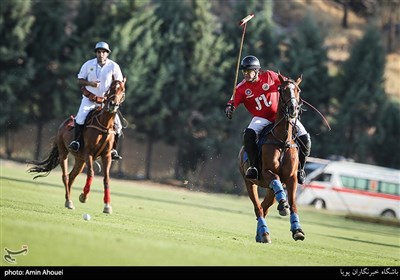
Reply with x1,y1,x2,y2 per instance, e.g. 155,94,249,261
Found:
104,82,125,113
278,79,301,120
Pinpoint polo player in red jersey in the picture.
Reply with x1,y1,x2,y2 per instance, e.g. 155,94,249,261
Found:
225,55,312,184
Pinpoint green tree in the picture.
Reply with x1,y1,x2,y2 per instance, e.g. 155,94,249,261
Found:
111,0,164,179
0,0,34,158
371,99,400,168
26,0,69,160
64,0,126,112
151,0,231,180
281,13,331,157
329,24,387,163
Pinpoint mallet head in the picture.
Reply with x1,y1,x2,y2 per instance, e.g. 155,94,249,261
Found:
239,14,255,26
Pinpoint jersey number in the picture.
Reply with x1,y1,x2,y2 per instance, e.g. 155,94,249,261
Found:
255,94,272,111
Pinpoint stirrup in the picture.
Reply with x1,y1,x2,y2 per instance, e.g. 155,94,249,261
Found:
69,141,80,152
111,149,122,160
245,167,258,180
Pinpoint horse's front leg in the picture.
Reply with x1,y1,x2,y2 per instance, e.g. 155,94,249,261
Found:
261,147,290,216
79,154,95,203
284,176,306,241
282,156,305,241
102,152,113,214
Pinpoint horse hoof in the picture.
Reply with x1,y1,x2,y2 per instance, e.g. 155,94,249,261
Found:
103,204,112,214
79,193,88,203
65,200,75,209
277,199,290,216
292,229,305,241
261,233,272,244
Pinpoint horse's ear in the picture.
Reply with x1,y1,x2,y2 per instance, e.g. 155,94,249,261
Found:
278,72,285,84
296,74,303,86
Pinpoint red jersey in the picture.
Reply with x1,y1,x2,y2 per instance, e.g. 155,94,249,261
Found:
230,70,284,122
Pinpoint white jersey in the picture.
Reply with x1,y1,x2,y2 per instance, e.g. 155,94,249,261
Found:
78,58,123,97
74,58,123,133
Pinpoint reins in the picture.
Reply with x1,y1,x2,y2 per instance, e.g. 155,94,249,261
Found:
301,99,331,134
265,80,300,150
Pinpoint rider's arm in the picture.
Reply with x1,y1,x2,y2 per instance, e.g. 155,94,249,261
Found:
78,78,98,88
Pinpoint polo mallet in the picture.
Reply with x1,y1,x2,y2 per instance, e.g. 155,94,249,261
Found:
231,13,255,101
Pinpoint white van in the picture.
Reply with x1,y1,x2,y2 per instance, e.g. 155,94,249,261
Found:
297,159,400,219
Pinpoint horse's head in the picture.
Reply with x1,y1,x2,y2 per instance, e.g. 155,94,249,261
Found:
278,73,302,120
105,77,126,113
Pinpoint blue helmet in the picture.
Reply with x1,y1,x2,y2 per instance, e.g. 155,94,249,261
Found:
94,41,111,53
240,55,261,70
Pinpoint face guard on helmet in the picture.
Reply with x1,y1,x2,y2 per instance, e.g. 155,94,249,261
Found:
94,41,111,53
240,55,261,70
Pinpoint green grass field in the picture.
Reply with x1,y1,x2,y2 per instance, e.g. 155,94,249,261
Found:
1,159,399,267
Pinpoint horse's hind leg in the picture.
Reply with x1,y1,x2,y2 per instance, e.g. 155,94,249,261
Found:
79,156,94,203
256,217,271,243
257,189,275,243
244,180,272,243
64,158,85,203
290,212,305,241
60,156,74,209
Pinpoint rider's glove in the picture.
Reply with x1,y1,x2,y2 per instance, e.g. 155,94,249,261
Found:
225,103,235,119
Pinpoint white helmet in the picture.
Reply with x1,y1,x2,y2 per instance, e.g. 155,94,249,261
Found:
94,41,111,53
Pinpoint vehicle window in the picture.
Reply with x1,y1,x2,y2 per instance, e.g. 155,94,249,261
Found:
313,173,331,182
341,176,368,190
379,182,400,195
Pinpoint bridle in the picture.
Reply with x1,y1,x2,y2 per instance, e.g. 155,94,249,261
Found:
266,78,302,150
278,79,301,121
104,80,126,114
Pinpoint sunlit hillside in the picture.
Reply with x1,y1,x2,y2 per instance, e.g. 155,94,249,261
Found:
272,0,399,100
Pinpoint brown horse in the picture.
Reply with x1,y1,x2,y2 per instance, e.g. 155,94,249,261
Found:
239,73,305,243
28,78,126,214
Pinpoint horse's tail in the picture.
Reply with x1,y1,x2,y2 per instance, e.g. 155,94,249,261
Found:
28,142,60,179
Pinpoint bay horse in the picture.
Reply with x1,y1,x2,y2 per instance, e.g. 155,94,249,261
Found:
239,73,305,243
28,78,126,214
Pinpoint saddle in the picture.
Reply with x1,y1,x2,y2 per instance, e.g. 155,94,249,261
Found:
243,124,274,165
243,123,299,170
66,107,103,130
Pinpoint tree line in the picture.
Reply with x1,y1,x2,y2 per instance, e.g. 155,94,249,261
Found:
1,0,399,193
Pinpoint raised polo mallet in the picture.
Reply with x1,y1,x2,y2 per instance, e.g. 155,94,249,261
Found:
231,13,255,101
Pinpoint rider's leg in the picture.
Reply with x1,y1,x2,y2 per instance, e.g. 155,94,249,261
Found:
111,133,122,160
297,133,311,184
69,100,92,152
111,115,122,160
69,120,84,152
243,128,259,180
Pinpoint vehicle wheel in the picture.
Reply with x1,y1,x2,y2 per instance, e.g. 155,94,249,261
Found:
381,210,396,218
312,199,325,210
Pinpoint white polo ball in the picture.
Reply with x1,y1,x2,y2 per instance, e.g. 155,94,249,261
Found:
83,213,91,221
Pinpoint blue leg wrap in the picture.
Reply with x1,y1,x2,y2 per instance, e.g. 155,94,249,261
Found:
255,217,269,242
270,179,286,202
290,213,301,232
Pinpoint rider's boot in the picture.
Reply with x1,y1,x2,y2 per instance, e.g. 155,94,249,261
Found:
111,133,122,161
68,121,84,152
297,133,311,184
243,128,259,180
